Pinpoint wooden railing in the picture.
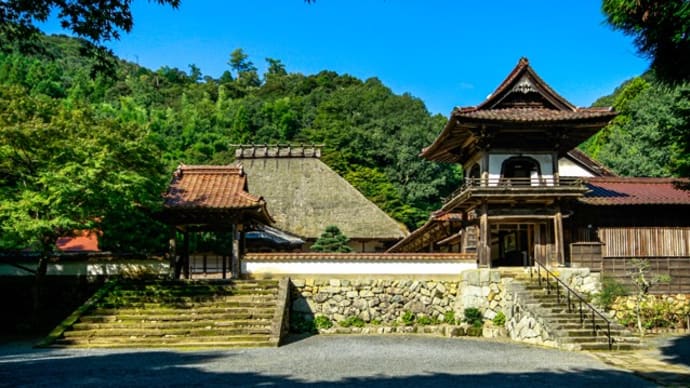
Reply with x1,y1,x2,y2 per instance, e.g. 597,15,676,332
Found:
445,176,585,201
530,261,614,350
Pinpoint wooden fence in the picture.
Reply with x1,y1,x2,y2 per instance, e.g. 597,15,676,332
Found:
602,257,690,294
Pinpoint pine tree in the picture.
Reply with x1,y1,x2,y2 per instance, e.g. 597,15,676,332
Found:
310,225,353,253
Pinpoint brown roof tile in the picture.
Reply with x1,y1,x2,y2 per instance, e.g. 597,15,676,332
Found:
581,177,690,206
456,107,616,122
164,165,264,210
244,252,476,262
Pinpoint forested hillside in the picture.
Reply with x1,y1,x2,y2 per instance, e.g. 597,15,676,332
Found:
0,35,460,253
581,72,689,178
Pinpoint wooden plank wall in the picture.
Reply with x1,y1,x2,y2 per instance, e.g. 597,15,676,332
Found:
602,257,690,294
598,227,690,257
570,242,603,270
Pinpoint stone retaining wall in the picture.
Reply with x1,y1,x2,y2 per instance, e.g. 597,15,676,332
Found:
290,278,460,324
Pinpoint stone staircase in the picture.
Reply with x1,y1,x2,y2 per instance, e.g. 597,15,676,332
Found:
505,270,640,351
43,279,287,349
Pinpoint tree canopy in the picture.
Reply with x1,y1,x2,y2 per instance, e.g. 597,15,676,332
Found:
0,35,461,260
602,0,690,82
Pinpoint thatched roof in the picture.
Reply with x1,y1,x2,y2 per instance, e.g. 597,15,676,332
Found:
236,145,408,240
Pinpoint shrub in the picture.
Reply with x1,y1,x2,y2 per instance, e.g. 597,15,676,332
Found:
339,316,365,328
443,310,456,324
401,310,415,326
463,307,483,328
492,311,506,327
314,315,333,330
370,319,382,326
416,315,435,325
596,276,628,309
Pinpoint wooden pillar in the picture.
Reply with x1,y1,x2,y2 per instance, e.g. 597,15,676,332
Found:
554,206,565,266
169,226,178,278
222,245,227,280
231,224,240,279
478,202,490,268
182,229,190,279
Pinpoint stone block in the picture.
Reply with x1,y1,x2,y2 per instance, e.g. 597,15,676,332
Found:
359,290,374,297
436,283,447,294
464,270,479,283
291,279,305,288
421,296,432,305
305,278,315,286
329,279,341,287
479,270,490,283
346,291,358,298
314,293,329,303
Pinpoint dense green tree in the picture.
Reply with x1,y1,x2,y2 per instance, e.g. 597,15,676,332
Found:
0,85,166,315
602,0,690,82
310,225,353,253
0,0,180,73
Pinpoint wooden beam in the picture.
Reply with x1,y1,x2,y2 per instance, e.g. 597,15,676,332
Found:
554,206,565,266
479,201,490,268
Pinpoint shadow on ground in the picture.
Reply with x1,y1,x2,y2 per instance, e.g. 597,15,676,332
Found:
0,348,658,387
660,335,690,368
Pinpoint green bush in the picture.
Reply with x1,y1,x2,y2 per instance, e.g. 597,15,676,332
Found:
416,315,435,325
314,315,333,330
492,311,506,327
370,319,382,325
401,310,415,326
339,316,365,328
443,310,456,324
596,277,628,309
463,307,483,328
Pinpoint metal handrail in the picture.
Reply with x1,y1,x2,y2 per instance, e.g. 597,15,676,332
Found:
530,261,613,350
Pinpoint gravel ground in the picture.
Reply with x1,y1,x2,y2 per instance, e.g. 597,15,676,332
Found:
0,335,654,387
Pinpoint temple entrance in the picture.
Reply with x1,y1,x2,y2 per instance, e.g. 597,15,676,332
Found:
490,223,533,266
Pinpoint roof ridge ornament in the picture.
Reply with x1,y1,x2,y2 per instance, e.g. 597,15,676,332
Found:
511,76,537,94
233,144,324,159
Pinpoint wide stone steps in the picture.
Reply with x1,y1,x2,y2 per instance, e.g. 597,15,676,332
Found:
45,279,282,349
71,319,272,331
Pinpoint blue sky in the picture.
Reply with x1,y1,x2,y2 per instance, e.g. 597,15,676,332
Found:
43,1,650,115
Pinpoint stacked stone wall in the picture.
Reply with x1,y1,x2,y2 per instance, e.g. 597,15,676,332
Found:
290,278,459,325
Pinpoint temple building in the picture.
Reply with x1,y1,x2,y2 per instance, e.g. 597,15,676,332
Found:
390,58,690,290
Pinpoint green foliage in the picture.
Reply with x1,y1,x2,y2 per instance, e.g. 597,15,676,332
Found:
581,74,690,179
443,310,456,324
370,318,382,326
492,311,506,327
416,315,436,326
401,310,415,326
310,225,353,253
0,37,462,235
313,315,333,330
602,0,690,82
463,308,483,328
596,277,629,310
339,316,365,328
628,258,672,335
